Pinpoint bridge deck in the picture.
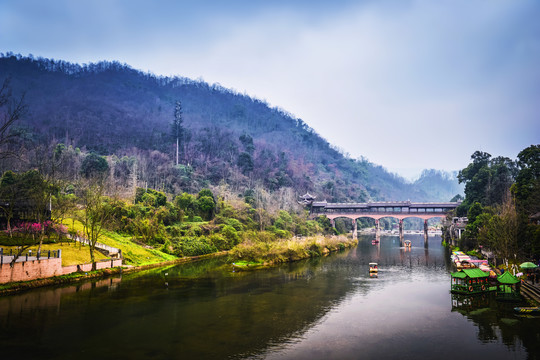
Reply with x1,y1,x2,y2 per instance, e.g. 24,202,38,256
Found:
309,201,460,219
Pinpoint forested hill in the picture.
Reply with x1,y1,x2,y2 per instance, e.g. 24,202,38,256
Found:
0,54,462,202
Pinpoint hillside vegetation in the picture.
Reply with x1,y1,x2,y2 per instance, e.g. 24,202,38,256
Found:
0,53,469,272
0,53,461,203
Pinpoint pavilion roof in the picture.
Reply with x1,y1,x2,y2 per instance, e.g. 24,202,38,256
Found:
497,272,520,284
300,192,316,200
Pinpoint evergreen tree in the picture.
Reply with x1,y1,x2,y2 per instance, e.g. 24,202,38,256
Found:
172,100,184,165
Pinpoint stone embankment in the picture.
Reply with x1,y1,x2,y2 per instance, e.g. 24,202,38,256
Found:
0,251,228,296
0,254,123,284
0,234,123,285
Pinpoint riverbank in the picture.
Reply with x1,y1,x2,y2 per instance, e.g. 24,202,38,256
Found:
0,235,358,294
0,251,228,296
229,235,357,267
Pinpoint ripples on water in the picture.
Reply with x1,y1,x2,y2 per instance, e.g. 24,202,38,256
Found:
0,234,538,359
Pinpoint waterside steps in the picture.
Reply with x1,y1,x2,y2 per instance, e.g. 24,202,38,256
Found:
521,282,540,304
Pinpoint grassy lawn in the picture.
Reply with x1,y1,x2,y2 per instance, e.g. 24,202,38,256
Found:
0,242,107,266
63,219,177,266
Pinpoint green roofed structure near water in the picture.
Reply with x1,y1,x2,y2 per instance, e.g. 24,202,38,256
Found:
497,272,520,284
461,268,489,278
451,271,467,279
496,271,521,301
450,268,490,295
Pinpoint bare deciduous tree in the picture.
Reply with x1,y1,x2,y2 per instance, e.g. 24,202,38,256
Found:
77,179,114,270
0,77,27,159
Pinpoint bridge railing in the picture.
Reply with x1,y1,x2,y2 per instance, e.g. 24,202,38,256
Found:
311,209,452,215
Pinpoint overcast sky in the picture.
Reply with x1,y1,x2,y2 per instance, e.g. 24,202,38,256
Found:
1,0,539,179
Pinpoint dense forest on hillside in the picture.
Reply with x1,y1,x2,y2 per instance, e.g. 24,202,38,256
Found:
0,53,462,204
449,147,540,263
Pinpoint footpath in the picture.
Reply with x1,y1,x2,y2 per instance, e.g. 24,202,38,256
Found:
521,280,540,305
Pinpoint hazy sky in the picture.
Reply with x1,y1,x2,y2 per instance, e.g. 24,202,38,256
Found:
1,0,539,179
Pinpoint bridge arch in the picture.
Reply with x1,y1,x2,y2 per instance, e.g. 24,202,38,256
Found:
310,200,460,247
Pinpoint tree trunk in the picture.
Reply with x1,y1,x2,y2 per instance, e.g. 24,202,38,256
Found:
37,228,45,254
90,246,96,271
176,137,179,165
7,217,12,238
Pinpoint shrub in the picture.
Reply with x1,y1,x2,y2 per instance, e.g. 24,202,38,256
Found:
186,225,203,237
210,234,230,250
221,225,240,245
466,250,482,259
307,241,323,257
226,218,244,231
273,229,291,239
180,236,217,256
160,239,173,254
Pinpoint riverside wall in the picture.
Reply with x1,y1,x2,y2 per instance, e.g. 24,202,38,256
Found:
0,258,123,284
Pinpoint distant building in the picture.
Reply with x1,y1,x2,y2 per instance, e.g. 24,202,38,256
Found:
298,193,316,206
529,212,540,225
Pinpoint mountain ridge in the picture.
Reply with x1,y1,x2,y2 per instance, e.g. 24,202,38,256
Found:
0,53,463,202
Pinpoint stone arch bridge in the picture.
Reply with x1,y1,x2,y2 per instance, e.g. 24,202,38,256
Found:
309,200,460,246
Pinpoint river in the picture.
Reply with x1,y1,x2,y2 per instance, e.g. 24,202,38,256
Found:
0,234,538,359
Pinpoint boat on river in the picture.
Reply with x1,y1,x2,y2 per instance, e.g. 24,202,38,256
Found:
451,268,492,295
369,262,378,273
404,240,411,248
513,307,540,315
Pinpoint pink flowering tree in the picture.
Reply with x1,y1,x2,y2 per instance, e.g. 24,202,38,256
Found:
8,220,67,266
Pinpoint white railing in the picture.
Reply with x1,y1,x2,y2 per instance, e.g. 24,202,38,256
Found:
69,235,121,257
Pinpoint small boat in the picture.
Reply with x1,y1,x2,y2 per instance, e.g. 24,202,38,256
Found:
513,307,540,315
404,240,411,248
369,262,378,273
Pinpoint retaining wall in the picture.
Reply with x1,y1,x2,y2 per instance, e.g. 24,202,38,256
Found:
0,258,124,284
0,258,63,284
61,259,123,274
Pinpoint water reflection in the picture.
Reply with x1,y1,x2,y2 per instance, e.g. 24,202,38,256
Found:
0,235,537,359
451,293,540,355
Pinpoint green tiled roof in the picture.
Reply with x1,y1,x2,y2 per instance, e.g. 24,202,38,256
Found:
461,268,489,278
452,268,490,279
497,272,520,284
463,268,489,278
451,271,467,279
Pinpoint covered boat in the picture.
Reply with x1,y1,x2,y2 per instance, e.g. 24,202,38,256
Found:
369,262,378,273
496,272,521,301
450,268,491,295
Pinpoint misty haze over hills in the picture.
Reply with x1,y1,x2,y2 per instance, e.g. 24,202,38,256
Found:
0,53,463,202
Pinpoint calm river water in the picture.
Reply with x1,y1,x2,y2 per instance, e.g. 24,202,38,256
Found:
1,234,539,359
